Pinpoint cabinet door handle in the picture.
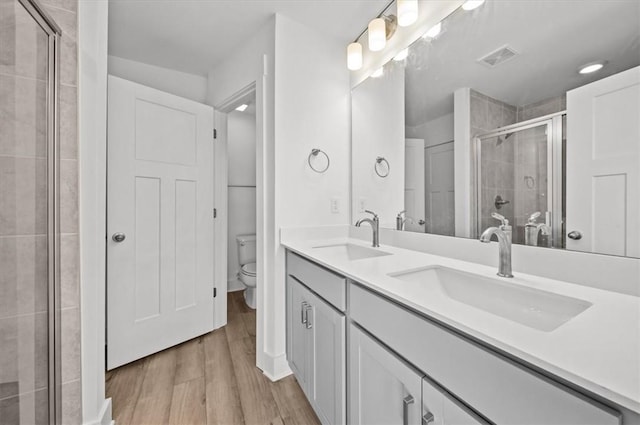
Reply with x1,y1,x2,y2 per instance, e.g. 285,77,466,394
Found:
422,411,435,425
403,395,414,425
305,305,313,329
301,301,309,324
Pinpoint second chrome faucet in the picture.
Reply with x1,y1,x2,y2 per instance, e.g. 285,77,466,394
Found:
480,212,513,278
356,210,380,247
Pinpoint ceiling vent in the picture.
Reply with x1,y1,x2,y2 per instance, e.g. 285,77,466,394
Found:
478,45,518,68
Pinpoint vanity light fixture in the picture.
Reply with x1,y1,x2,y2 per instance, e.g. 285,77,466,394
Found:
368,18,387,51
393,48,409,61
423,22,442,39
347,42,363,70
579,61,605,74
347,0,414,71
371,67,384,78
397,0,418,27
235,104,248,112
462,0,485,11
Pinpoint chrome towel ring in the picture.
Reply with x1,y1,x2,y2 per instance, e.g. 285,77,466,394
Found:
374,156,390,178
308,148,330,173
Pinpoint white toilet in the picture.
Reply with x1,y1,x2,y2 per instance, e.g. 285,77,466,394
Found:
236,234,257,309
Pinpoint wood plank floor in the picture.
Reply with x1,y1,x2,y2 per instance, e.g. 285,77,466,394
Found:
106,291,321,425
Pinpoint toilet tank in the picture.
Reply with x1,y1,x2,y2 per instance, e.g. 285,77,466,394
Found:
236,234,256,266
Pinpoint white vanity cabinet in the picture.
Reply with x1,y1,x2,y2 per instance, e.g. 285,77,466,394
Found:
286,253,346,425
349,323,487,425
284,251,625,425
350,282,622,425
349,323,423,425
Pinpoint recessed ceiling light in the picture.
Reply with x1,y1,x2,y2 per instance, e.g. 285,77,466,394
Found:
393,49,409,61
579,62,605,74
371,67,384,78
462,0,485,11
235,104,248,112
423,22,442,39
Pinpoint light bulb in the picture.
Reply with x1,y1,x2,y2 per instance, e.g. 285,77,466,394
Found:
347,42,363,71
397,0,418,27
462,0,485,11
368,18,386,52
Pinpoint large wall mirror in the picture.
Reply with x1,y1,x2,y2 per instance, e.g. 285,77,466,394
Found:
352,0,640,258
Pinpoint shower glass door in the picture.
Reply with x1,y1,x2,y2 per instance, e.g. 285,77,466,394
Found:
475,115,564,248
0,0,60,423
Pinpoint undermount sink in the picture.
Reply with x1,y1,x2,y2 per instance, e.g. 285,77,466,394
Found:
388,266,592,332
312,243,392,261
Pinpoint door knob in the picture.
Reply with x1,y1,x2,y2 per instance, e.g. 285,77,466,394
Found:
418,219,426,226
112,232,126,243
567,231,582,240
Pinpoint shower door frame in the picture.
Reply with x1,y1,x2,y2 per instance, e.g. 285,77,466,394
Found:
15,0,62,423
473,111,565,248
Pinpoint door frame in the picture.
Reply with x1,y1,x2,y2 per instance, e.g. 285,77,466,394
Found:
473,111,565,244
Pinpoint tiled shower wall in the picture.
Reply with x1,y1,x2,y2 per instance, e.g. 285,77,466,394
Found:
471,90,565,243
0,0,81,423
470,89,517,234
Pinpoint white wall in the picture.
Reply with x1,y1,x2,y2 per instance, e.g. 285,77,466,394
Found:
227,111,257,291
352,64,405,228
208,13,351,380
108,55,208,103
79,1,112,424
271,14,352,376
406,112,454,147
207,17,278,376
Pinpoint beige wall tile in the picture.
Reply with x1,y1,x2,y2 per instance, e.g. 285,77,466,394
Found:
61,379,82,425
60,234,79,309
39,0,77,14
0,74,47,158
0,156,48,236
60,158,78,234
59,84,77,160
60,37,77,86
0,235,48,318
61,307,81,383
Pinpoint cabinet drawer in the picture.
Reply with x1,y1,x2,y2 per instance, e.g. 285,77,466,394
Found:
350,283,621,425
287,251,346,311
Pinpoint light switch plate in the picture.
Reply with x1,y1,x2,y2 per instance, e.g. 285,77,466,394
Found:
331,197,340,214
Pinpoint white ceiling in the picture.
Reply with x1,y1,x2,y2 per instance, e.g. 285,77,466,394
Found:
403,0,640,126
108,0,389,76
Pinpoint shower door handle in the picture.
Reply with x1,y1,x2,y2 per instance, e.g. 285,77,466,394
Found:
112,232,126,243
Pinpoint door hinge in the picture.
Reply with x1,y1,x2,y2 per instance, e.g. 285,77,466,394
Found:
213,208,217,218
213,129,217,139
213,287,217,298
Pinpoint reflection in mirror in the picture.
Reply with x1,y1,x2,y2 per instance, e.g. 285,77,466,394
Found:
351,0,640,258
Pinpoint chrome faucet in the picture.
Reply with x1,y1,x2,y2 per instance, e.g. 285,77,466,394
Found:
356,210,380,247
396,210,406,231
480,212,514,278
524,212,551,247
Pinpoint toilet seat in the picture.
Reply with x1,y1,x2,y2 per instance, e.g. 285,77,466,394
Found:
241,262,256,277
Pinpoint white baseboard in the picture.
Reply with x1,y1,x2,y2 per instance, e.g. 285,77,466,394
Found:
227,278,245,292
261,351,292,381
84,398,112,425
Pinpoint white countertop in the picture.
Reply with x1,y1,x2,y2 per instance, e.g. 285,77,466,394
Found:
281,234,640,414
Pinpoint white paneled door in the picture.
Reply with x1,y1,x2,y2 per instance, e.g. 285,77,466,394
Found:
404,139,426,232
426,141,455,236
566,66,640,257
107,76,215,369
